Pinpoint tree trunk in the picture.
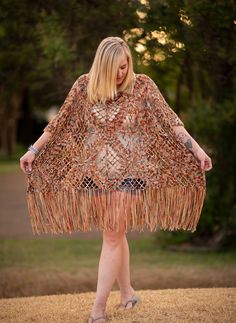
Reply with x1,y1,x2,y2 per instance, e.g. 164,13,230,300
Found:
0,92,21,156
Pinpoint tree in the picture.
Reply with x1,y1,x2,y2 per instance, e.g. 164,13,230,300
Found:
0,0,140,155
128,0,236,247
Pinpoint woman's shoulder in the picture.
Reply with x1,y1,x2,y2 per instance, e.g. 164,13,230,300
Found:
134,73,154,86
134,73,155,92
76,73,89,83
74,73,89,93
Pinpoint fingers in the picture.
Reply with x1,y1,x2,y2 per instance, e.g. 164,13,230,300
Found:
25,162,32,174
201,159,205,170
20,159,32,174
201,158,213,171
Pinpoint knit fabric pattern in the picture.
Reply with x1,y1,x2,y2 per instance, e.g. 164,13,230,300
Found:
26,73,206,235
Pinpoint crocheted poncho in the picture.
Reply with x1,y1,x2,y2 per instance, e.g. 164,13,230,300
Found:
26,73,206,235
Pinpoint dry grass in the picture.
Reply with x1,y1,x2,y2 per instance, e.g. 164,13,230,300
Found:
0,288,235,322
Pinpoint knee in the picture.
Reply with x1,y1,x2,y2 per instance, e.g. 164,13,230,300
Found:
103,229,125,248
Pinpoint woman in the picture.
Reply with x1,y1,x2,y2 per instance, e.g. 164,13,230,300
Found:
20,36,212,322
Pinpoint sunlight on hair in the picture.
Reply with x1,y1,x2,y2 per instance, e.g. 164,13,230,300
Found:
87,36,136,105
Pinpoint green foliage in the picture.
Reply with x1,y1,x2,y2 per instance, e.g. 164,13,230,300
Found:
135,0,236,246
186,99,236,239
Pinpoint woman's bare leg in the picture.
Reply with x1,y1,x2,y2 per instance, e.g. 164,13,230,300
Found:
115,234,135,307
89,191,134,321
89,227,125,322
115,190,139,307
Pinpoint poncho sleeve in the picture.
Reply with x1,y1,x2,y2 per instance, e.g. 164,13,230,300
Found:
43,74,85,137
143,74,184,129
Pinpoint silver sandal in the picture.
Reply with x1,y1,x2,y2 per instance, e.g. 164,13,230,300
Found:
115,294,141,309
88,314,108,322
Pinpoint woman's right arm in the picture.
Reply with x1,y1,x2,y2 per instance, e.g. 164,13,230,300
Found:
19,131,52,174
20,74,85,175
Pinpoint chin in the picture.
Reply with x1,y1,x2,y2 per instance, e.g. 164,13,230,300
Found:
116,79,123,84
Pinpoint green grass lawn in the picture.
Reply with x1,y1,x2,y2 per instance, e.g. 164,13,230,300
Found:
0,238,235,273
0,161,20,173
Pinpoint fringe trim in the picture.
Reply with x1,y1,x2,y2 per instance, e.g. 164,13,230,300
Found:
26,186,206,235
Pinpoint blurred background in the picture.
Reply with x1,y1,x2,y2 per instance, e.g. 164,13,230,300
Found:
0,0,235,299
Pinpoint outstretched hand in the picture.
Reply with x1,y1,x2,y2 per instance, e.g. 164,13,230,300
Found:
19,151,35,174
194,149,213,171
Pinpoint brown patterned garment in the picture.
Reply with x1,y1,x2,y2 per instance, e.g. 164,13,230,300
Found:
26,73,206,235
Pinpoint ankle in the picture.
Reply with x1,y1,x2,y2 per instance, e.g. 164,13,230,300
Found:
91,302,106,314
120,286,135,299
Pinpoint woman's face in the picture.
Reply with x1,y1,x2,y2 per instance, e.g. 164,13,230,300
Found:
116,54,128,85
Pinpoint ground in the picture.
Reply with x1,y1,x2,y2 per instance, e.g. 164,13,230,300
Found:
0,288,235,322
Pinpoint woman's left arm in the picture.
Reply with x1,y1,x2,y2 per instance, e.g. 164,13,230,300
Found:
173,125,213,171
143,74,213,172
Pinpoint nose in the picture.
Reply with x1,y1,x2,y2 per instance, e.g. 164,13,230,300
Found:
117,70,123,78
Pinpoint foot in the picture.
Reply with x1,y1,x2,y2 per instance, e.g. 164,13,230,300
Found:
119,286,136,309
88,306,107,323
88,314,107,323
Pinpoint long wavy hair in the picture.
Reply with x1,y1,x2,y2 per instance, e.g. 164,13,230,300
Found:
87,36,135,104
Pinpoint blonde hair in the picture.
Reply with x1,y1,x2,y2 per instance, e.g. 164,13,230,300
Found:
87,36,135,104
